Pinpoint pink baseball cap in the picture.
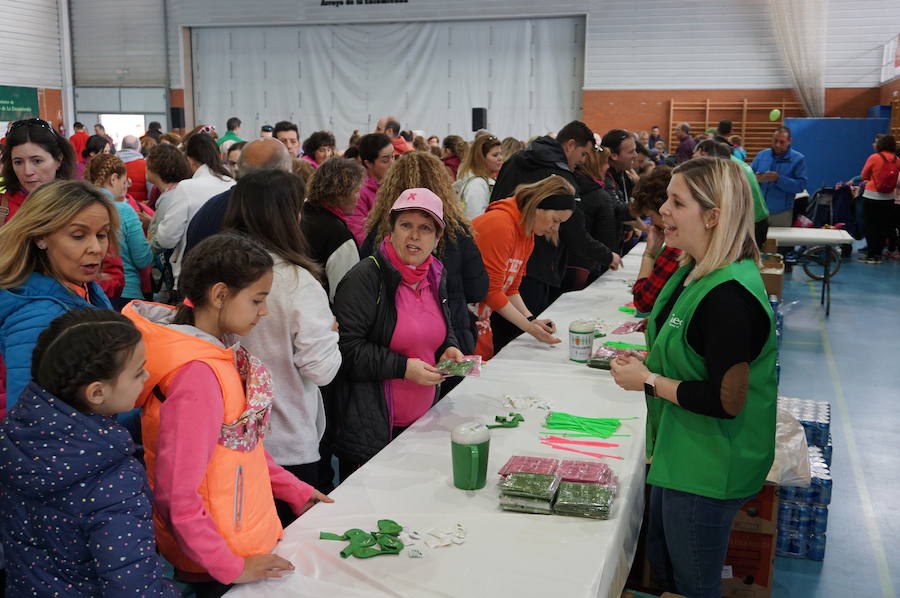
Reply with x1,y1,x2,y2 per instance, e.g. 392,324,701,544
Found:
390,188,445,230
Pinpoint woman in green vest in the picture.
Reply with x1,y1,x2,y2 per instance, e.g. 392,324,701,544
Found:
611,157,776,598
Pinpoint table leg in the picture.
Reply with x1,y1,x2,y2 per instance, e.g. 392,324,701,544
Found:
822,246,831,317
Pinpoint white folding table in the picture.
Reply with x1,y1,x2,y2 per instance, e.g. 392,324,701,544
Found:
226,250,648,598
766,227,854,316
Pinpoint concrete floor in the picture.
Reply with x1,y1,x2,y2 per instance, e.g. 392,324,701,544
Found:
771,250,899,598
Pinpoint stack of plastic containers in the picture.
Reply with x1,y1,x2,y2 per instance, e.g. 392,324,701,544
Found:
775,397,832,561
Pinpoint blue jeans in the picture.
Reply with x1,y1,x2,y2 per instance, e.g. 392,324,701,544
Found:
647,485,751,598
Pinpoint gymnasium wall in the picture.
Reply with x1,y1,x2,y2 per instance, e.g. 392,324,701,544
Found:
54,0,900,135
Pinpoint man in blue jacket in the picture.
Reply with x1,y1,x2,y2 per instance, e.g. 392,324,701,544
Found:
751,126,808,227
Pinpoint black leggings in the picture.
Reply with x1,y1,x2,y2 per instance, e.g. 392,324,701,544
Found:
864,199,894,258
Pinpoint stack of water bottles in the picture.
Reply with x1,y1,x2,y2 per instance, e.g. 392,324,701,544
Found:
779,396,831,448
775,397,833,561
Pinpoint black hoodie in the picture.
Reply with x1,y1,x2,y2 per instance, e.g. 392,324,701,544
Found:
490,136,613,291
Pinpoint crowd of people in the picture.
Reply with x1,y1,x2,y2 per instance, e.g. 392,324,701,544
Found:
0,108,895,598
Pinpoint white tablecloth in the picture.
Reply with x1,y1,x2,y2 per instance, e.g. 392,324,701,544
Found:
766,226,854,245
227,249,648,598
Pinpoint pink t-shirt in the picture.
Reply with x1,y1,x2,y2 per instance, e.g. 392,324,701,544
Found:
388,278,446,427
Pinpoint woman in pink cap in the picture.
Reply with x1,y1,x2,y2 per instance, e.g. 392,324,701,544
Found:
330,188,463,478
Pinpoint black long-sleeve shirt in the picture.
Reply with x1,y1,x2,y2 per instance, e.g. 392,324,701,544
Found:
654,280,770,419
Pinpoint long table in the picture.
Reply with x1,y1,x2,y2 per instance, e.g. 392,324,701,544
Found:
227,249,648,598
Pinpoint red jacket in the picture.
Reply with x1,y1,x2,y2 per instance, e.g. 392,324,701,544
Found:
0,190,28,224
124,158,149,204
69,130,90,162
391,136,413,156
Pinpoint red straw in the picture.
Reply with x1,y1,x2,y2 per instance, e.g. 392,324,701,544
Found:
541,441,624,460
542,436,619,448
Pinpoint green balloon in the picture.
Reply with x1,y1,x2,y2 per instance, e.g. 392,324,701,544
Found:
769,109,782,122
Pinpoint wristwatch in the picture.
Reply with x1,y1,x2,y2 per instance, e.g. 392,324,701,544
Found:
643,373,658,397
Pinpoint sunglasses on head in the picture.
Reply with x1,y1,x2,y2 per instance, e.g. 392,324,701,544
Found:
8,118,56,136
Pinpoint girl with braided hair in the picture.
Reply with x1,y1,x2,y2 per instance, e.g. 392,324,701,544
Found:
122,233,332,597
0,309,180,597
85,154,154,308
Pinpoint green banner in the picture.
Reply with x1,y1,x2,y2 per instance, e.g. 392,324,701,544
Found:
0,86,39,122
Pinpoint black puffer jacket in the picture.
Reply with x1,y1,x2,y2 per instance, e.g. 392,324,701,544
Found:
360,232,487,355
330,249,459,465
575,173,632,257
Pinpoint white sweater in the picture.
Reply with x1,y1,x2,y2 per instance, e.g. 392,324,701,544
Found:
239,256,341,466
151,164,234,280
455,174,495,220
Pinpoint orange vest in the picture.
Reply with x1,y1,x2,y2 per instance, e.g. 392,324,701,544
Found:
122,301,282,574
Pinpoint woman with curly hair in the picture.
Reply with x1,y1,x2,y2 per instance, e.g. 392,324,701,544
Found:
301,158,366,301
629,166,679,314
361,151,487,359
301,131,336,168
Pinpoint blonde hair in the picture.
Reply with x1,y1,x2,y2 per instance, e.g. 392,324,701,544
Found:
457,134,501,180
0,180,120,289
576,145,610,180
367,151,470,251
291,158,317,184
513,175,576,246
672,157,758,283
500,137,524,161
84,153,126,186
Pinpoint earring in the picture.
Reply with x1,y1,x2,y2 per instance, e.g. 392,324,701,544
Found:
36,242,47,250
216,303,222,309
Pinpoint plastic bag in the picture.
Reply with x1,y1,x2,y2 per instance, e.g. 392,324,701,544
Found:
766,405,812,487
499,473,561,501
437,355,482,377
553,482,614,519
498,456,559,477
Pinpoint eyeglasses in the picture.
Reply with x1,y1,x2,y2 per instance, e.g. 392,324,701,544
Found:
7,118,56,136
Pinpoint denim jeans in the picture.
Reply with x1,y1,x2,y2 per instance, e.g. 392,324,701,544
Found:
647,485,751,598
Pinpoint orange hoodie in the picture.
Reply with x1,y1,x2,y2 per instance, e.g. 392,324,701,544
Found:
470,197,534,359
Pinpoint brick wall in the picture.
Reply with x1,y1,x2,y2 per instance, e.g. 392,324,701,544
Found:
582,87,884,137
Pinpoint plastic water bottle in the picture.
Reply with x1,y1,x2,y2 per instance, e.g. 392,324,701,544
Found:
808,533,827,561
797,505,812,533
813,506,829,534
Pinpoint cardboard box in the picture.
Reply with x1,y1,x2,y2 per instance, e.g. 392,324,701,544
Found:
732,484,778,535
759,254,784,300
722,530,776,598
762,239,778,254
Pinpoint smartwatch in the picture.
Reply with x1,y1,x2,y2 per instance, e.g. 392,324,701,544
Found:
643,373,658,397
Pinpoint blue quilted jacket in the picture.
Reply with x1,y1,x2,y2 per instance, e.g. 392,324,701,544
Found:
0,381,179,596
0,272,111,409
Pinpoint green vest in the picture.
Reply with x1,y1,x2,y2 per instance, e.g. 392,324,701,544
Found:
732,156,769,222
644,259,776,499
